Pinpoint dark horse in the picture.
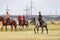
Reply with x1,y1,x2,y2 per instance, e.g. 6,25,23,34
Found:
18,20,29,28
31,18,48,34
0,16,17,31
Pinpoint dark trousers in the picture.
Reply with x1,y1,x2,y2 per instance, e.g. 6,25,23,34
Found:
39,20,42,26
6,18,10,23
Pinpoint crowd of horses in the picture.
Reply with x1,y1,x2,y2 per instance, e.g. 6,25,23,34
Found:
0,16,48,34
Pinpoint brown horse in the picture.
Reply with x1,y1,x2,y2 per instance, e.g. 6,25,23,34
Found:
0,16,17,31
18,20,29,28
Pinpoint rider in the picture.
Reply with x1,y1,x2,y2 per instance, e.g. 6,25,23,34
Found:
38,11,42,26
17,15,21,21
6,12,10,23
22,15,25,24
17,15,21,24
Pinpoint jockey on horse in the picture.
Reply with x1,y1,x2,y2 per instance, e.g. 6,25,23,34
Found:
21,15,25,24
38,11,43,26
17,15,26,25
17,15,21,25
6,12,10,24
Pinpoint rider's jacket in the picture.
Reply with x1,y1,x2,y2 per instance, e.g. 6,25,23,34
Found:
18,16,21,21
21,16,25,21
38,15,42,21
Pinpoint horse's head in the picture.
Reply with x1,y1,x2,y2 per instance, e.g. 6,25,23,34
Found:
0,16,3,21
30,17,35,24
30,17,35,21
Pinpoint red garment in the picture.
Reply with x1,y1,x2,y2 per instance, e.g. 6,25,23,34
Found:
22,15,25,20
21,17,23,21
21,15,25,21
17,16,21,21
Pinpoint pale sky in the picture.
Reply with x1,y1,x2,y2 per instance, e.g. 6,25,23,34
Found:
0,0,60,15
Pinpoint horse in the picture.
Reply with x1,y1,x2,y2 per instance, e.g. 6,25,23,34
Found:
0,16,17,31
30,17,35,24
31,18,48,34
18,20,29,28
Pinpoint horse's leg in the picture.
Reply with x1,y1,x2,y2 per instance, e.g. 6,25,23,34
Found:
37,26,39,34
34,25,37,34
22,25,24,28
19,22,21,28
14,25,17,31
25,25,27,28
41,27,44,34
45,26,48,34
25,24,28,28
1,25,4,31
19,24,21,29
26,23,29,28
30,22,31,24
11,24,13,31
27,24,29,28
5,25,7,31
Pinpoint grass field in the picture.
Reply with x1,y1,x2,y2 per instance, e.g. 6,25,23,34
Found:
0,22,60,40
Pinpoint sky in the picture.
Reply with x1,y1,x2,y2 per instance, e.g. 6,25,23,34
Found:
0,0,60,15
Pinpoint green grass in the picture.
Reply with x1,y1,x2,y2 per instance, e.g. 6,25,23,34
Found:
0,23,60,31
0,23,60,40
